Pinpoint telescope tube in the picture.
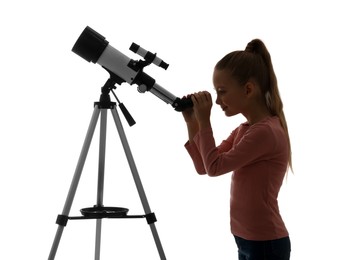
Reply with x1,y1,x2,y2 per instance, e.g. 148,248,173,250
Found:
72,26,193,111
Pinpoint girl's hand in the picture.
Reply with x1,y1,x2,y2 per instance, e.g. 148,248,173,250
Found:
181,94,199,142
181,95,197,124
191,91,212,128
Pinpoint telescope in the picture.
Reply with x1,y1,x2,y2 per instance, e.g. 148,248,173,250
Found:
72,26,193,112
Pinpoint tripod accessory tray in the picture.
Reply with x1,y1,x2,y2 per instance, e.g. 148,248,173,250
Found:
62,206,150,221
81,206,129,218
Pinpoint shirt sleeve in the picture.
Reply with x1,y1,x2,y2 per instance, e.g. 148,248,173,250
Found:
193,124,276,177
184,127,237,175
184,141,206,174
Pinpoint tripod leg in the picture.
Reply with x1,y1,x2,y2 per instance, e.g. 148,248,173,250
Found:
95,109,108,260
111,107,166,260
48,106,101,260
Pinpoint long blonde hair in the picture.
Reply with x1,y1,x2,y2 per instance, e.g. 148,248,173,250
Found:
215,39,293,172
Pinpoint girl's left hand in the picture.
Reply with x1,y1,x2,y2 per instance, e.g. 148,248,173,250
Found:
191,91,213,128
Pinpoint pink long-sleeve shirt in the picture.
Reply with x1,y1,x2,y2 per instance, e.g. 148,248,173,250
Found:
185,116,289,240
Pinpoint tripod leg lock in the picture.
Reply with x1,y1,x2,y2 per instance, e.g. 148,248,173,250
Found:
145,212,157,225
56,214,69,226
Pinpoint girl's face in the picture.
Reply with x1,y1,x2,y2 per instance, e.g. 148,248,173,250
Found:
213,69,247,117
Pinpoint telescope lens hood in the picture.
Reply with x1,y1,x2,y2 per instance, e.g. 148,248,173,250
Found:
72,26,109,63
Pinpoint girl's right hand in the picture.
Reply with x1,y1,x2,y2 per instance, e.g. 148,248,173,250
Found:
181,95,197,124
182,107,195,123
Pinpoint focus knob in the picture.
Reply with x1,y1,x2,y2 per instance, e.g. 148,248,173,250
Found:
137,84,147,93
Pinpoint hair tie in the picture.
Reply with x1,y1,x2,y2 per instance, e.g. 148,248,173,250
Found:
265,91,272,108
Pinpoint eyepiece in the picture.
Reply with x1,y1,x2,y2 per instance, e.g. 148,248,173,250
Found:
172,97,193,111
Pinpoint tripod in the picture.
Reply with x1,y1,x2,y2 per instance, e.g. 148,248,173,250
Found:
48,78,166,260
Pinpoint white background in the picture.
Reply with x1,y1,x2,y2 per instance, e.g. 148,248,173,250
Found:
1,1,355,259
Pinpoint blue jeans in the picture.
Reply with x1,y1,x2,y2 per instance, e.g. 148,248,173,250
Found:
234,236,291,260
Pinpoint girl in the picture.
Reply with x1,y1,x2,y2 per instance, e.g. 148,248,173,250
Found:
183,39,292,260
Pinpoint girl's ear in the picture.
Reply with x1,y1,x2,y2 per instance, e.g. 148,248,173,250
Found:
244,81,257,97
